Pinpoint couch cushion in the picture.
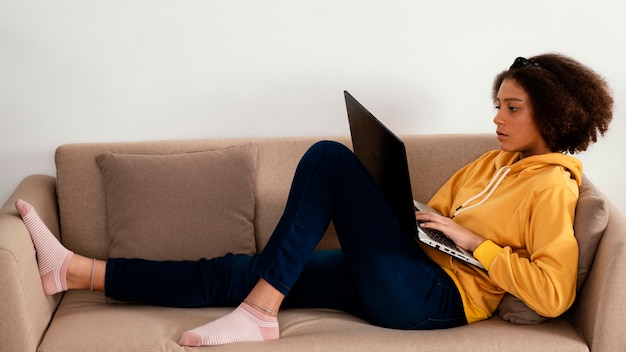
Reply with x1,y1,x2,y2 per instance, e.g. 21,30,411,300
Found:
39,291,588,352
95,144,258,261
573,174,609,291
498,174,609,324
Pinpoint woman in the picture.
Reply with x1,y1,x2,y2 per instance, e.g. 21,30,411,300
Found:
16,53,613,347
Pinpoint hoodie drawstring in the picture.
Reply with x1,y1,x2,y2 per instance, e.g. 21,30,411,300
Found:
451,166,511,219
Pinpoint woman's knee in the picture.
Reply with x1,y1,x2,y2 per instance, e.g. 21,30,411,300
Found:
309,140,350,154
304,141,354,164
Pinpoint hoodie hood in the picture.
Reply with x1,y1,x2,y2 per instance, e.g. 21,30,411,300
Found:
495,151,583,186
450,151,582,219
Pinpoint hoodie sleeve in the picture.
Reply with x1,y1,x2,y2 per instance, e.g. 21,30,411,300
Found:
484,182,579,318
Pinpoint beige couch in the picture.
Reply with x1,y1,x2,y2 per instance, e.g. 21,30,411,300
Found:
1,134,625,352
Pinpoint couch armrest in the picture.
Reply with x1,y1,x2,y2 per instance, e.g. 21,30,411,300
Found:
0,175,63,352
568,199,626,352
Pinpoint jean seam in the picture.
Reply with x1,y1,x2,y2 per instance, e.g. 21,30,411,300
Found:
250,263,291,295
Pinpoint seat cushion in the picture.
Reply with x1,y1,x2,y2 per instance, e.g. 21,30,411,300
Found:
39,291,588,352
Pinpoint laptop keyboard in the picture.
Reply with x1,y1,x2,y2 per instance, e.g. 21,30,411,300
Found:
417,220,461,250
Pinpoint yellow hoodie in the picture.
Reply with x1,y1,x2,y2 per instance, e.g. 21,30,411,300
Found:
422,150,581,323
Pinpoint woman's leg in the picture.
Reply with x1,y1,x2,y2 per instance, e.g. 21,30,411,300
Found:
250,140,466,329
181,141,464,345
105,251,360,311
105,254,258,307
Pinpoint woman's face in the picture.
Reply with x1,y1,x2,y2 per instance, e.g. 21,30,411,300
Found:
493,79,550,159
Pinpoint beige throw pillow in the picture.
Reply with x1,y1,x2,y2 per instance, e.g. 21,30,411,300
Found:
96,144,258,261
498,174,608,324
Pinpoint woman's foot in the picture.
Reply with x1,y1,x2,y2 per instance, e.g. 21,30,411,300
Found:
16,199,74,295
178,302,279,346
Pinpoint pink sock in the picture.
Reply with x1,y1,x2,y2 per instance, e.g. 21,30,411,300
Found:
178,302,279,346
16,199,74,295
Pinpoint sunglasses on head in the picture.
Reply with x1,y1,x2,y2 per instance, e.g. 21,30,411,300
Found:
510,57,540,69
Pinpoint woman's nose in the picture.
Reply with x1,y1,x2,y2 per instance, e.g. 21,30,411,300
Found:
493,111,504,125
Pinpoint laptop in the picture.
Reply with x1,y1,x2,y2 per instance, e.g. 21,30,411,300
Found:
344,91,485,270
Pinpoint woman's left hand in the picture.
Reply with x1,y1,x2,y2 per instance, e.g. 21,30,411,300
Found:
415,211,486,252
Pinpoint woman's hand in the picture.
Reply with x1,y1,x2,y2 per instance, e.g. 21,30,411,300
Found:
415,211,486,252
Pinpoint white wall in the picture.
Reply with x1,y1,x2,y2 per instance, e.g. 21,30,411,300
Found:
2,0,625,210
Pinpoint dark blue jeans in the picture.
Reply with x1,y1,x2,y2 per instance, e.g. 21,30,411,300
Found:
105,141,467,330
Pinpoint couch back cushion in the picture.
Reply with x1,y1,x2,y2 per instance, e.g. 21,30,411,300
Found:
95,144,258,261
497,174,609,324
55,134,497,259
56,140,262,259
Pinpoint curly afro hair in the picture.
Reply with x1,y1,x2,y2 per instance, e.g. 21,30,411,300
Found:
492,53,614,154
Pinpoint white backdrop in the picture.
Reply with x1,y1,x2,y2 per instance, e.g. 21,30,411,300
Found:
1,0,625,210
